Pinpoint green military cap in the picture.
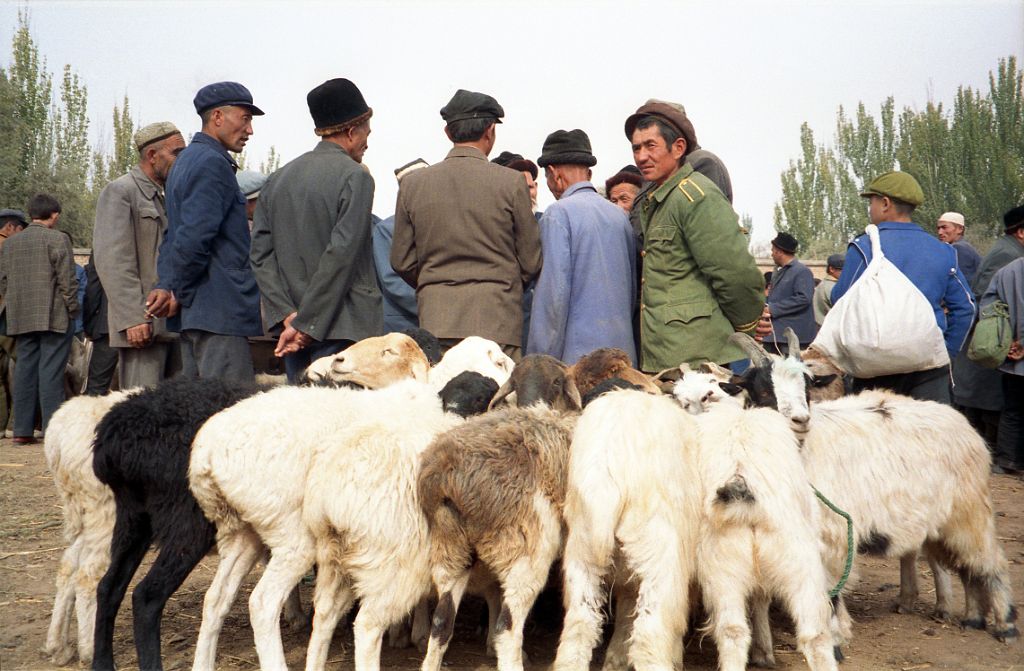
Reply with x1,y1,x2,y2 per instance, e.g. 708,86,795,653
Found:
440,89,504,125
860,170,924,206
133,121,181,152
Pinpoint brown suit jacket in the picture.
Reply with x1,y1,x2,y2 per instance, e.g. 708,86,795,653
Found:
0,223,79,335
391,146,542,347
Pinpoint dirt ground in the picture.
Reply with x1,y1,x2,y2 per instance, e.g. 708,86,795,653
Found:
1,436,1022,671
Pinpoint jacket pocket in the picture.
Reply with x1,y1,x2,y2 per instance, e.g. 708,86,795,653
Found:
661,299,713,325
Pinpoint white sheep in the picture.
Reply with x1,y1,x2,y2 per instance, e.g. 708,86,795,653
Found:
554,389,702,671
427,335,514,389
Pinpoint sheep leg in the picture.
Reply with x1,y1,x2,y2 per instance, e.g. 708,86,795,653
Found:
193,530,264,671
602,583,636,671
482,579,502,657
698,535,753,671
92,504,152,671
748,592,775,668
927,554,954,623
410,595,431,652
74,526,113,667
283,583,309,631
131,535,215,671
249,543,316,671
777,571,838,671
420,571,471,671
895,552,919,614
304,558,355,671
44,536,82,665
625,523,689,671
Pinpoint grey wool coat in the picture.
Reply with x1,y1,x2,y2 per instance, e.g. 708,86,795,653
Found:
390,146,542,348
92,165,174,347
0,223,79,335
250,141,383,342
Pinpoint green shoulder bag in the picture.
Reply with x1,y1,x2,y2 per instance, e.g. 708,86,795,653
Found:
967,300,1012,369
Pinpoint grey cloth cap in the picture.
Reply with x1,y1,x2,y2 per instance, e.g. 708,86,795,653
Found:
0,208,29,225
133,121,181,152
826,254,845,270
236,170,269,199
440,89,504,124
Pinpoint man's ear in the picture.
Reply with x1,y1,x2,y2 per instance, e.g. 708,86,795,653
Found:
671,137,687,160
443,125,454,142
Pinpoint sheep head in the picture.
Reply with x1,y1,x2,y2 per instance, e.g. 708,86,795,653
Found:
568,347,661,397
488,354,581,412
303,332,429,388
429,336,515,389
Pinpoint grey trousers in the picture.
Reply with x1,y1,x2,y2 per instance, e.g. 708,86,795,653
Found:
118,340,182,389
12,327,73,435
180,330,254,383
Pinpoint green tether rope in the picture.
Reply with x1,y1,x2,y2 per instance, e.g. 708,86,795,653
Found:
812,486,854,598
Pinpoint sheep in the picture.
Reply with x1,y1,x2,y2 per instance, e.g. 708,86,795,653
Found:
401,326,442,364
580,377,642,407
566,347,661,397
428,335,515,390
42,390,135,667
302,331,430,386
438,370,499,417
671,367,745,415
188,371,499,671
488,353,582,411
553,389,702,671
799,345,847,402
692,403,838,671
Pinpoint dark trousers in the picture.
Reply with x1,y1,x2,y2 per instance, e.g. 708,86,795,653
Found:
12,326,73,435
85,335,119,395
994,373,1024,470
284,339,352,384
852,364,951,404
180,330,254,384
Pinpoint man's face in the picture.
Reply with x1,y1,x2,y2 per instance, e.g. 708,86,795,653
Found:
347,121,371,163
631,126,684,186
0,221,25,238
770,244,786,266
867,195,886,226
522,171,538,206
150,134,186,185
214,106,254,152
936,220,963,243
609,183,639,214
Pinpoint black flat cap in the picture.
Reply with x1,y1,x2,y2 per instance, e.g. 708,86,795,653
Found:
771,232,799,254
826,253,845,270
0,208,29,225
193,81,264,116
440,89,503,124
1004,204,1024,232
537,129,597,168
307,78,372,136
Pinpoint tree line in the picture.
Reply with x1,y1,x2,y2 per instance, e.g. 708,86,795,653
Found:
774,56,1023,257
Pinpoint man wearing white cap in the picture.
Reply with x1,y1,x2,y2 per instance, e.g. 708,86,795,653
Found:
93,121,185,388
937,211,981,284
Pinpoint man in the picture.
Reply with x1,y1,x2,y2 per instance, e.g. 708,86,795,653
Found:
155,82,264,382
812,253,844,326
251,78,382,382
391,89,542,360
0,208,28,431
625,102,763,370
93,121,186,388
373,159,428,333
81,254,118,395
831,171,975,403
762,232,817,354
605,165,643,214
937,211,981,284
0,208,28,250
0,194,79,443
528,129,636,364
973,205,1024,298
237,169,268,227
980,257,1024,473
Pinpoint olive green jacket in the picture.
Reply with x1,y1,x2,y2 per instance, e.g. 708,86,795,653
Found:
637,164,763,370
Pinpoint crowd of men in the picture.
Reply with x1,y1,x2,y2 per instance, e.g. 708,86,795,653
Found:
0,76,1021,472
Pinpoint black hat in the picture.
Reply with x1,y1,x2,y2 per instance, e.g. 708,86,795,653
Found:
0,208,29,226
491,151,524,167
193,81,264,116
537,129,597,168
771,232,799,254
826,254,845,270
1004,204,1024,232
307,78,372,136
440,89,504,124
605,167,643,194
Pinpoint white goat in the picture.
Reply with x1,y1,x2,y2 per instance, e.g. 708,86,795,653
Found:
42,390,134,666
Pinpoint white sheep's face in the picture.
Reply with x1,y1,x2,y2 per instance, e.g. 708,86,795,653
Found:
769,357,813,436
672,372,746,415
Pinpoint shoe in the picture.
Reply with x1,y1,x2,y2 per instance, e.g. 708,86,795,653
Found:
12,436,37,445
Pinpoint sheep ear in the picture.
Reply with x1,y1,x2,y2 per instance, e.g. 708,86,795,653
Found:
410,355,430,383
565,376,583,411
701,362,734,380
783,328,802,360
810,373,838,388
653,365,684,383
720,382,745,397
487,376,516,410
728,332,769,366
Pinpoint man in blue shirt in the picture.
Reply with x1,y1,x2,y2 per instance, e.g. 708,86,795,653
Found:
762,232,817,354
373,159,427,333
527,129,636,365
152,82,264,382
937,211,981,285
831,171,975,403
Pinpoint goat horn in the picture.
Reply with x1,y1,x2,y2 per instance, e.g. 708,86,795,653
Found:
783,327,802,361
728,332,769,366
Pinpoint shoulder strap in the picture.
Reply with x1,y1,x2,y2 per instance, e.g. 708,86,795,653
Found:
865,224,884,261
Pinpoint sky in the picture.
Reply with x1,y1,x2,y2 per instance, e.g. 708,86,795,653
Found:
2,0,1022,244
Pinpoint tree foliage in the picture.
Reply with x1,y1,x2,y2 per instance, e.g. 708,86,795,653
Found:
776,56,1024,252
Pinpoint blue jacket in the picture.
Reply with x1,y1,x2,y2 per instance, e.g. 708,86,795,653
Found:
158,132,262,336
831,221,975,356
765,258,817,345
372,215,418,332
527,182,636,365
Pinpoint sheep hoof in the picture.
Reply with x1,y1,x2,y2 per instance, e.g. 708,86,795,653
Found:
749,652,776,668
283,609,312,633
49,646,77,667
931,609,955,624
415,635,429,654
962,617,986,631
833,646,845,662
994,625,1019,642
892,601,914,615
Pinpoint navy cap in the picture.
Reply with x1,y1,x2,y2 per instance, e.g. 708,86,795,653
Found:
193,81,265,116
826,254,845,270
0,208,29,225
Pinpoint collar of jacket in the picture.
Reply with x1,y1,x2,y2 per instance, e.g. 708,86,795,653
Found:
129,164,162,201
647,162,695,205
314,140,354,158
192,131,240,171
446,145,487,161
561,181,598,200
